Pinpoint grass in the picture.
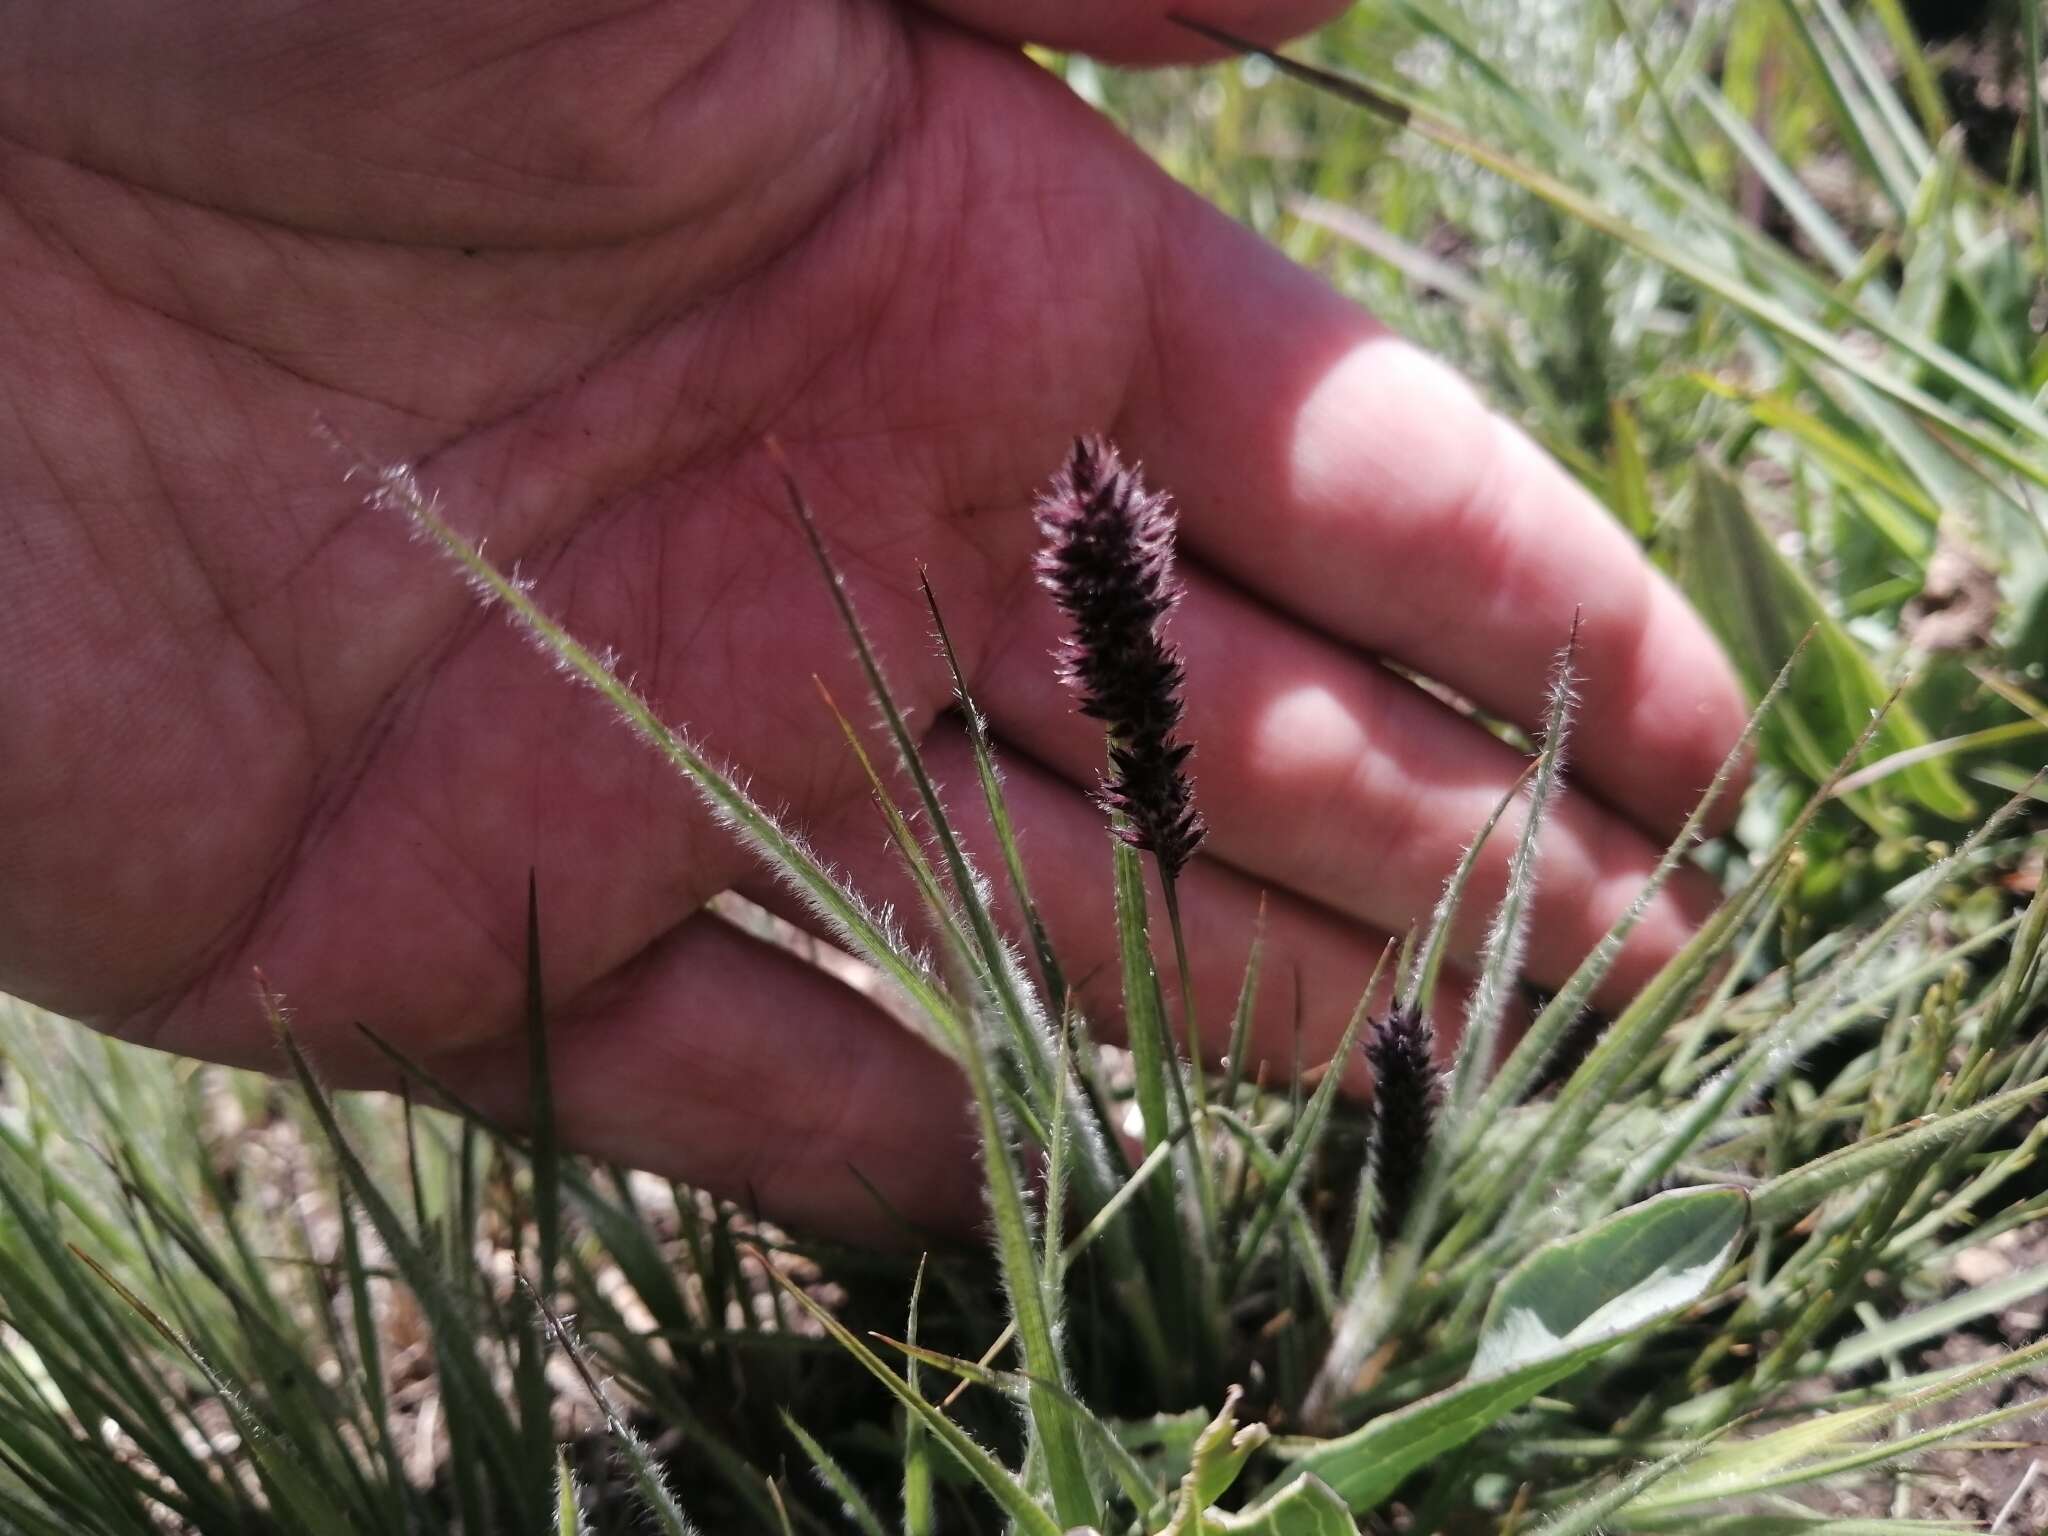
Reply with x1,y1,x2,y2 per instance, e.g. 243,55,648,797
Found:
9,0,2048,1530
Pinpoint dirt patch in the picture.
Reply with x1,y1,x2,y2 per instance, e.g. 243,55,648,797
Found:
1802,1223,2048,1529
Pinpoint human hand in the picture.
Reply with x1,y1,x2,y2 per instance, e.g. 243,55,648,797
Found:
0,0,1747,1240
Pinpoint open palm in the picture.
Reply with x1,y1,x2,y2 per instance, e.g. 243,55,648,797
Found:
0,0,1746,1239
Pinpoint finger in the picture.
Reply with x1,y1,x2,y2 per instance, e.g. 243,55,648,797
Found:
1116,183,1751,837
740,721,1463,1094
410,911,983,1247
918,1,1348,63
974,560,1717,1005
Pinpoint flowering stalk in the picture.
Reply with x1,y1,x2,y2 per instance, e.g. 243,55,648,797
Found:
1034,437,1207,881
1366,1000,1443,1246
1037,436,1221,1249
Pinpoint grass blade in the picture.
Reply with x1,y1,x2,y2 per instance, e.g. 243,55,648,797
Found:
356,451,965,1055
755,1255,1062,1536
783,1416,891,1536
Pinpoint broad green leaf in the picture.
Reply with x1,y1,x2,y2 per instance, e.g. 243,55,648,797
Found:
1209,1475,1360,1535
1471,1186,1746,1376
1677,459,1973,824
1290,1188,1746,1510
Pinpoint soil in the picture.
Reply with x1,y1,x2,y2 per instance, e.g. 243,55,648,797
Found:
1802,1222,2048,1530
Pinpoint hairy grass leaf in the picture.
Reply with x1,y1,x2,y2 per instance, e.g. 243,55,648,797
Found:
756,1257,1062,1536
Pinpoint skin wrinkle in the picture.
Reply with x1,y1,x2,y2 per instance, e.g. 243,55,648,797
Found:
32,114,860,806
5,177,446,423
0,3,769,241
112,570,519,1047
404,7,697,190
383,35,928,530
0,16,912,439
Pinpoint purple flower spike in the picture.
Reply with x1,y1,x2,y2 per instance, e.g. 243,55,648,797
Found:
1366,999,1442,1246
1034,437,1207,881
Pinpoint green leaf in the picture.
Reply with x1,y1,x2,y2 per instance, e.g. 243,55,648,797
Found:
366,453,966,1057
1534,1434,1717,1536
522,1277,702,1536
923,575,1070,1020
1473,1186,1746,1376
1818,1260,2048,1375
1605,399,1657,538
1472,634,1793,1135
902,1256,935,1536
753,1256,1062,1536
554,1450,587,1536
780,457,1068,1127
1114,838,1177,1157
1677,458,1973,824
1162,1390,1270,1533
267,996,526,1506
872,1336,1164,1521
1231,947,1385,1278
1445,629,1577,1122
68,1248,359,1536
1655,1519,1976,1534
1290,1187,1747,1511
1752,1068,2048,1228
519,875,561,1529
1626,1332,2048,1518
782,1416,891,1536
1209,1475,1360,1535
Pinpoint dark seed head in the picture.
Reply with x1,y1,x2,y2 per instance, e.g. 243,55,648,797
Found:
1034,437,1207,880
1366,999,1442,1246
